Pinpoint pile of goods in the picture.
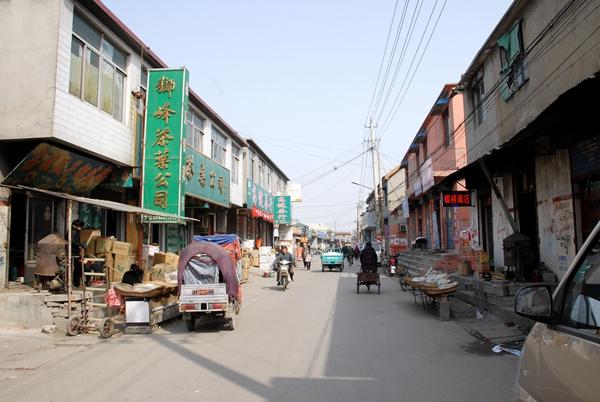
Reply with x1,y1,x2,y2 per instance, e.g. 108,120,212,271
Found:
410,269,458,291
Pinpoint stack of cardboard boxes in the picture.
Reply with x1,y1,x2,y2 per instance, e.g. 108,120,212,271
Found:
89,236,135,282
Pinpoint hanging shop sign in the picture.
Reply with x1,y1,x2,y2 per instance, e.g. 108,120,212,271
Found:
183,149,230,208
247,179,273,221
251,206,273,222
141,68,189,222
442,191,473,207
273,195,291,225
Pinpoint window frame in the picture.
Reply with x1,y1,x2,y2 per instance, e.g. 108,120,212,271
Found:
231,144,241,185
554,228,600,344
186,109,205,153
211,126,227,166
443,108,451,147
471,71,485,127
69,11,128,122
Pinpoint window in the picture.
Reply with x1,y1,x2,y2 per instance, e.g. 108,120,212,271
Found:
249,150,256,182
231,144,241,185
211,126,227,165
266,168,271,191
560,233,600,336
186,109,205,152
443,108,451,146
140,66,148,89
69,12,126,121
471,70,485,126
497,20,527,101
258,160,264,187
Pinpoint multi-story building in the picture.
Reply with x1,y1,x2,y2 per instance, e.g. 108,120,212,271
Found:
381,165,408,255
0,0,287,288
451,0,600,278
401,84,468,252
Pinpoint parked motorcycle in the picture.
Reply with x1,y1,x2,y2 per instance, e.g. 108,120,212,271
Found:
387,255,397,277
278,259,291,291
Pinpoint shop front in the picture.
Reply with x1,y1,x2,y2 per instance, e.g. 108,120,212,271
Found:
243,179,274,247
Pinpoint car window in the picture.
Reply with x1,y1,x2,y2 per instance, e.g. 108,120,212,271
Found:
561,234,600,335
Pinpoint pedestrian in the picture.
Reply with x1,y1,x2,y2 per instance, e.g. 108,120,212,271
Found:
255,235,262,249
122,263,143,286
303,245,312,270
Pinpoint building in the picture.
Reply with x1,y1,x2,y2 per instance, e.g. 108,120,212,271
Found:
448,0,600,279
401,84,468,252
0,0,288,289
381,165,408,255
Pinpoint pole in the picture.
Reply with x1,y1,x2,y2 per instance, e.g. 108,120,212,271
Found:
365,118,380,240
66,200,72,318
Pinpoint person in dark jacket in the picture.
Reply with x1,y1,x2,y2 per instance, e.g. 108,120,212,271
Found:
122,264,143,286
360,242,378,272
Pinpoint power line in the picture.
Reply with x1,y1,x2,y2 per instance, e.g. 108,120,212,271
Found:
370,0,413,123
379,0,448,136
365,0,402,122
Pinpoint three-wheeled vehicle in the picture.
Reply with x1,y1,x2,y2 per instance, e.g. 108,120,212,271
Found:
178,236,241,331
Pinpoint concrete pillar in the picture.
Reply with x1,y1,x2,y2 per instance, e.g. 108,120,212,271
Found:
439,295,451,321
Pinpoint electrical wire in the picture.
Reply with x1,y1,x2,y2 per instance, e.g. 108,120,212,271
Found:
365,0,402,122
379,0,448,136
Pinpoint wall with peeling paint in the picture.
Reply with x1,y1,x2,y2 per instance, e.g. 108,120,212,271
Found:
536,149,576,278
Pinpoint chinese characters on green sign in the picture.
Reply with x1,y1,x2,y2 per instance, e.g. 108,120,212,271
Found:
142,68,189,222
183,148,230,207
274,195,291,224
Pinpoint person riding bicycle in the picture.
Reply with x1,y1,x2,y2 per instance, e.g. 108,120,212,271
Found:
359,241,378,273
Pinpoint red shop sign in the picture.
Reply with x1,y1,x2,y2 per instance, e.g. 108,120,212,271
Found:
252,206,274,222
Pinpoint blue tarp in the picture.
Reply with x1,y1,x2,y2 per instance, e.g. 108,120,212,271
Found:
193,234,239,246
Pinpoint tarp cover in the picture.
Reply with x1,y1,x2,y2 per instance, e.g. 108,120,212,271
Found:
178,241,240,301
193,234,239,246
183,254,219,285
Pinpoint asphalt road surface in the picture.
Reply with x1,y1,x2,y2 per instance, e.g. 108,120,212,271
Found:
0,258,519,402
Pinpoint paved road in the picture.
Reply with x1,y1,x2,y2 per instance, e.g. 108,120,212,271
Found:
0,258,519,401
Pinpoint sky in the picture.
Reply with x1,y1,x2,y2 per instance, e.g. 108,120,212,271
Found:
103,0,512,232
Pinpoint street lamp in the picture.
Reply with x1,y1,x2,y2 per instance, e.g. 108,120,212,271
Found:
350,181,373,190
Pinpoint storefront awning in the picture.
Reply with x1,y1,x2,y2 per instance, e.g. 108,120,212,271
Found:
1,142,131,194
9,185,196,222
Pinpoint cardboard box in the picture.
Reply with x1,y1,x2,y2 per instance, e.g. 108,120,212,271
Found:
113,254,136,282
153,252,179,266
112,241,133,256
80,229,101,246
95,237,115,254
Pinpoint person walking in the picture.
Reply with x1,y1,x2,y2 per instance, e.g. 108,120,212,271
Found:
303,245,312,270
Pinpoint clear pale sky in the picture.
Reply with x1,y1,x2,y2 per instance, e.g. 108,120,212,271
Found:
103,0,512,232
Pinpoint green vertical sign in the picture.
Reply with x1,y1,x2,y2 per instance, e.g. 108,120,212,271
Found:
274,195,291,224
142,68,189,222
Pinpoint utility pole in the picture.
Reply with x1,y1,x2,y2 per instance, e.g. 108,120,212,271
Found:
365,118,380,242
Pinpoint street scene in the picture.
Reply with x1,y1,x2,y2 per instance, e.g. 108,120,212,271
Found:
1,0,600,401
0,259,521,402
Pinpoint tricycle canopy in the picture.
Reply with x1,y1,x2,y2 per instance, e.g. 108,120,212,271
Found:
178,240,240,301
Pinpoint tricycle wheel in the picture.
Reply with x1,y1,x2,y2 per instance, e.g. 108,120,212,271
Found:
322,266,324,272
356,284,359,294
186,318,195,332
66,316,80,336
99,318,114,338
226,316,235,331
401,282,409,292
378,283,381,294
367,284,371,291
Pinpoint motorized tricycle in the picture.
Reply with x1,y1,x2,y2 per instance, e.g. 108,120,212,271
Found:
178,236,241,331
